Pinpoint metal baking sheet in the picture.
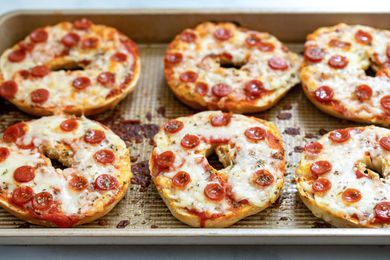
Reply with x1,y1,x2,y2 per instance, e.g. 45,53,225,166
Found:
0,9,389,245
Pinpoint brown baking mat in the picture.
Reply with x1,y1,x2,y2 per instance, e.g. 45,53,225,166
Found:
0,43,362,229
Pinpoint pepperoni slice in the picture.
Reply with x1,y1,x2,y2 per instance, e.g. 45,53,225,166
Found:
155,151,175,169
179,71,198,83
387,45,390,60
3,122,26,143
304,46,324,63
379,136,390,151
180,31,197,43
12,186,34,206
314,86,334,103
210,113,232,127
111,52,127,62
312,178,331,193
374,202,390,223
245,127,266,142
74,18,92,30
244,80,265,98
69,175,88,191
380,95,390,110
328,39,351,49
19,42,34,52
19,70,30,79
180,134,200,149
172,171,191,188
329,129,350,143
268,57,288,70
94,174,118,190
245,34,261,47
94,149,115,164
257,42,275,52
30,89,49,103
0,80,18,99
252,169,274,187
304,142,323,154
355,84,372,101
32,192,53,211
8,49,26,62
163,120,184,134
204,183,225,201
72,77,91,90
31,65,50,78
0,147,9,163
213,28,231,41
97,72,115,87
310,161,332,176
84,129,105,144
355,30,372,45
13,166,35,183
342,188,362,203
61,32,80,48
60,118,78,132
195,82,208,96
328,55,349,69
81,37,98,49
30,28,48,43
355,169,367,179
211,83,231,98
165,53,183,64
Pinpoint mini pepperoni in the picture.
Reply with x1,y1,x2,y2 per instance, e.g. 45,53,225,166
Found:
31,65,50,78
195,82,208,96
155,151,175,169
8,49,26,62
210,113,232,127
328,55,349,69
257,42,275,52
245,34,261,47
379,136,390,151
304,142,323,154
81,37,98,49
0,147,9,163
328,39,351,49
32,192,53,211
0,80,18,99
84,129,105,144
387,46,390,60
252,169,274,187
69,175,88,191
60,118,78,132
329,129,350,143
180,134,200,149
30,28,48,43
74,18,92,30
304,46,324,63
213,28,231,41
244,80,265,98
355,169,367,179
19,70,30,79
374,202,390,223
312,178,331,193
19,42,34,52
310,161,332,176
3,122,26,143
268,57,288,70
380,95,390,110
30,89,49,103
211,83,231,98
72,77,91,90
180,31,197,43
97,72,115,87
172,171,191,188
61,32,80,48
94,149,115,164
342,188,362,203
94,174,118,191
355,84,372,101
13,166,35,183
111,52,127,62
12,186,34,206
245,127,266,142
165,53,183,64
163,120,184,134
204,183,225,201
179,71,198,83
355,30,372,45
314,86,334,103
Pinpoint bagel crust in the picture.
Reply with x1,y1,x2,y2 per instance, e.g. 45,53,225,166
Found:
0,115,131,227
301,24,390,126
150,111,285,227
296,126,390,228
0,18,140,116
164,22,301,113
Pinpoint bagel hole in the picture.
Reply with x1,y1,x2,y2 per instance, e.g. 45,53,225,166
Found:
50,158,68,170
219,59,247,70
51,61,85,72
206,151,225,171
364,67,376,77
